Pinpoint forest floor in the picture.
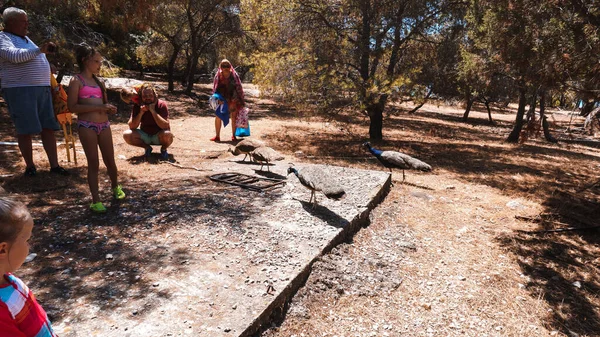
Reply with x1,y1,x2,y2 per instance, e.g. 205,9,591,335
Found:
1,81,599,337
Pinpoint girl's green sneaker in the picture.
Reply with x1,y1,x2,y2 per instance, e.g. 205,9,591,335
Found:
90,202,107,213
113,185,126,200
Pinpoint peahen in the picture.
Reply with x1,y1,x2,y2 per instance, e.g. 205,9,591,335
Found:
287,167,346,208
250,146,284,171
363,142,432,182
228,138,265,162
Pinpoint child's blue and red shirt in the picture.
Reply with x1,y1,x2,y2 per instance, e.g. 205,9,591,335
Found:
0,273,57,337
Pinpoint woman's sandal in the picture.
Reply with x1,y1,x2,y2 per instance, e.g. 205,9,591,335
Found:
210,136,220,142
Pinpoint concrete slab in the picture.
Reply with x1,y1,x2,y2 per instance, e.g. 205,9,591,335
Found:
56,161,390,336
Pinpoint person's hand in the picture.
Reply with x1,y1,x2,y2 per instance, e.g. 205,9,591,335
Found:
148,103,156,113
217,99,224,106
40,42,57,54
140,105,149,113
104,104,117,114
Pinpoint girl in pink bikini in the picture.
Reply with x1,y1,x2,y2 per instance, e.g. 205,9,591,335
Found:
67,45,125,213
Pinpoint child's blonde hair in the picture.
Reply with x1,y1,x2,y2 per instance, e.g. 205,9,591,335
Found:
0,198,30,244
120,87,138,103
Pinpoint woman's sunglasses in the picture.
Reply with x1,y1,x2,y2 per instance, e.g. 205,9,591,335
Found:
221,64,231,69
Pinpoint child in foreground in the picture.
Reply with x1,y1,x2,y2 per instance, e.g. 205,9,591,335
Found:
0,197,58,336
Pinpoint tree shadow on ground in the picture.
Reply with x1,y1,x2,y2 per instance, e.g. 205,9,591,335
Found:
1,164,274,324
496,192,600,335
258,96,600,336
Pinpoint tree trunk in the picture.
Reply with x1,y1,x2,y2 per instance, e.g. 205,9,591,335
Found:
526,91,537,124
559,93,566,108
540,91,558,143
368,107,384,140
56,70,64,84
366,94,388,140
408,89,432,114
484,100,494,124
185,53,199,94
181,52,191,86
507,87,527,142
462,93,474,121
167,45,181,92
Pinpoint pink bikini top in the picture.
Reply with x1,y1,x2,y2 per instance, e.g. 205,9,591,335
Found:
77,75,103,99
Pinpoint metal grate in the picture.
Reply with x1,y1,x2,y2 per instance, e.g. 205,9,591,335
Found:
209,172,286,192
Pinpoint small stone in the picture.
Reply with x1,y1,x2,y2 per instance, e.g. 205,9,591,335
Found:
152,282,160,287
506,199,525,209
24,253,37,263
572,281,582,289
105,254,114,260
224,328,231,333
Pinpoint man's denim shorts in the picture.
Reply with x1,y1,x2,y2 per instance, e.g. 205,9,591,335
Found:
137,129,161,145
2,86,60,135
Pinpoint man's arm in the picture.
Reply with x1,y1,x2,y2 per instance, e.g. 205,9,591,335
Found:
128,105,146,129
0,34,42,63
148,101,170,130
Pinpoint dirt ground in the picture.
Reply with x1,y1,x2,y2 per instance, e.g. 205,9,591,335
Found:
1,82,599,337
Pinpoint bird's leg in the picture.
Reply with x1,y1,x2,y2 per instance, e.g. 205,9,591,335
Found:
242,154,248,162
308,191,313,204
312,192,317,209
267,161,271,172
260,162,264,171
402,170,406,183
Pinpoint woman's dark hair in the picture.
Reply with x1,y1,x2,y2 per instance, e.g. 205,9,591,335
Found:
0,198,30,244
75,44,108,104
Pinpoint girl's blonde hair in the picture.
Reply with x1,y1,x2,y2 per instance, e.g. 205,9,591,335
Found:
0,198,30,244
120,87,138,102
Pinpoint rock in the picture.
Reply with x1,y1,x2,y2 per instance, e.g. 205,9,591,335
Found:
411,191,434,201
24,253,37,263
572,281,582,288
506,199,525,209
105,254,114,260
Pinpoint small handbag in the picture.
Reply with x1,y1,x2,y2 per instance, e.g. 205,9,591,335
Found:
235,122,250,137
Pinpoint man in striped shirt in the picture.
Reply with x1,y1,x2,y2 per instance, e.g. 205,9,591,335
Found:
0,7,69,177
